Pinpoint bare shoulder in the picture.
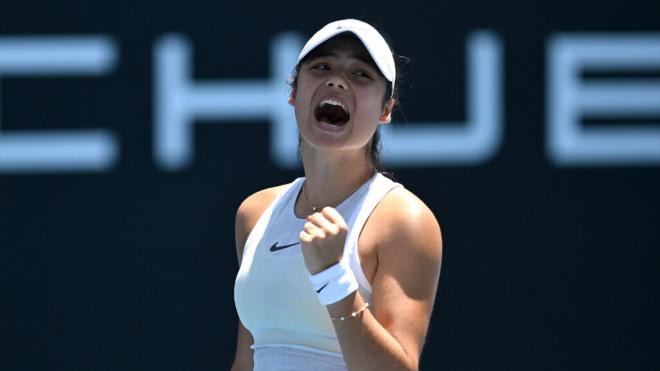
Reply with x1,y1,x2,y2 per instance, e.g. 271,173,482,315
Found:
236,184,290,229
365,185,443,364
235,183,291,264
373,185,443,255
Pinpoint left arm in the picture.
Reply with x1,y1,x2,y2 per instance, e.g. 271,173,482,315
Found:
300,191,443,371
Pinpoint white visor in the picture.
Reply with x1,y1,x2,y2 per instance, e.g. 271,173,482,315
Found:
297,19,396,96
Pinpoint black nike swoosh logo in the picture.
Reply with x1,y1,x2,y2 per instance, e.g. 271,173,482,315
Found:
316,283,329,293
269,241,301,252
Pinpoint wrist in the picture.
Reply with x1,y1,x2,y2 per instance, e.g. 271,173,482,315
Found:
308,259,359,305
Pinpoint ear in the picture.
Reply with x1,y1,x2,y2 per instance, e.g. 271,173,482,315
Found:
288,88,297,106
379,99,395,123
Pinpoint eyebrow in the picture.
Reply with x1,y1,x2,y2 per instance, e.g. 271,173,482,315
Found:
308,51,376,68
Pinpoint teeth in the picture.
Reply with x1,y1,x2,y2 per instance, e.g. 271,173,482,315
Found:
320,98,347,112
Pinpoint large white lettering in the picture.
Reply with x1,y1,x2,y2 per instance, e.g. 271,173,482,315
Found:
2,31,657,174
547,34,660,165
153,33,301,170
0,36,118,173
381,31,503,165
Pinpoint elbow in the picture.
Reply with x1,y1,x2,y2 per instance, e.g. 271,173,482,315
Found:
405,360,419,371
401,348,420,371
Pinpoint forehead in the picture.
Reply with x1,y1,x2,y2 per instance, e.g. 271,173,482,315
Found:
303,33,377,68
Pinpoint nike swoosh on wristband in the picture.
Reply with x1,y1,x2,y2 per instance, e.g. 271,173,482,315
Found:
269,241,301,252
316,283,329,293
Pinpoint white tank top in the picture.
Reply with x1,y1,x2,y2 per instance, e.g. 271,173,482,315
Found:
234,172,402,370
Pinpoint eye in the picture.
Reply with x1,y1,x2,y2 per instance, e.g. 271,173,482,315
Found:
311,63,330,71
354,70,373,79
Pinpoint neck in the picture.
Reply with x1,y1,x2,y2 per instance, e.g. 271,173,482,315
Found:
299,143,376,212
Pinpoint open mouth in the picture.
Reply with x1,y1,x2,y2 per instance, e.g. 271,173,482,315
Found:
314,99,350,126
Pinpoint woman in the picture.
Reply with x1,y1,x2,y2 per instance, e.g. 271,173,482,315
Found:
233,19,442,371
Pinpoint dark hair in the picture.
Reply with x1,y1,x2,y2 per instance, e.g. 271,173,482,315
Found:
288,33,406,181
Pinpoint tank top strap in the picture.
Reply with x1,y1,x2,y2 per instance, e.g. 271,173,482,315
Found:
240,177,305,265
343,173,403,294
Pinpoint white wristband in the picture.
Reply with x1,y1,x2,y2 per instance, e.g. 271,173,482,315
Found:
308,260,359,305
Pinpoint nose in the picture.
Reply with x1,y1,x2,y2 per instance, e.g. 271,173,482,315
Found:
325,76,347,90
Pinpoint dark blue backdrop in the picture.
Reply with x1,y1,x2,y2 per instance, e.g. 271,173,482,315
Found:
1,0,659,370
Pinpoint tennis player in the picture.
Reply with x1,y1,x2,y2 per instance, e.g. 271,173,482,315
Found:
233,19,442,371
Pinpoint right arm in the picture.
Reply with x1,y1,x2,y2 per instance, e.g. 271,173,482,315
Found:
230,185,288,371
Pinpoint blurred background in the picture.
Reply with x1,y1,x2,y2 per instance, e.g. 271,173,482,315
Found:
1,0,659,369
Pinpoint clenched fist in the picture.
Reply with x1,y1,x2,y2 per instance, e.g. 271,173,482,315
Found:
299,207,349,275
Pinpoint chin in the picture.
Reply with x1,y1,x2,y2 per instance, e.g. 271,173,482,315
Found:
302,135,349,151
301,133,373,155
